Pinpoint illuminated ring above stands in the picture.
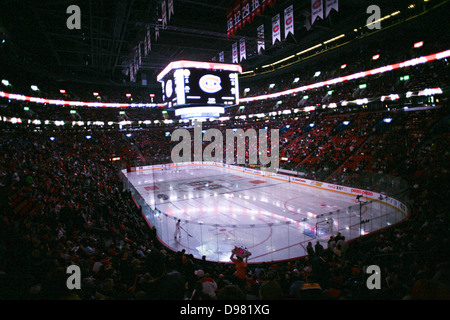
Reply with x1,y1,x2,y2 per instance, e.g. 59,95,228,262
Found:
0,91,164,108
239,49,450,103
1,49,448,109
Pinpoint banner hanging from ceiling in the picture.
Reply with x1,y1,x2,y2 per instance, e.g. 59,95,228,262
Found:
227,8,234,38
284,4,294,38
325,0,338,17
311,0,323,25
233,0,242,34
168,0,174,21
227,0,277,35
242,0,251,28
232,42,239,63
239,38,246,61
257,24,265,54
272,13,281,44
162,0,167,28
251,0,262,20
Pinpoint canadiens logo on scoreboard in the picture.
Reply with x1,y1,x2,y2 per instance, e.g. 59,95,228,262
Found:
199,74,222,94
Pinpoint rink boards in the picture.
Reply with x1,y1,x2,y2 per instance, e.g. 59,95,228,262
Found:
121,162,409,263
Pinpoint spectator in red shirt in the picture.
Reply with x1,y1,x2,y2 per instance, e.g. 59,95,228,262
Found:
230,250,248,293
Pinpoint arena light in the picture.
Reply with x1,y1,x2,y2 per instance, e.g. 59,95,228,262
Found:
328,103,337,109
31,85,39,91
60,89,66,94
323,34,345,45
296,43,322,56
365,10,401,29
418,87,443,96
2,79,10,86
414,41,424,48
372,54,380,60
340,64,347,69
400,75,410,81
356,98,368,105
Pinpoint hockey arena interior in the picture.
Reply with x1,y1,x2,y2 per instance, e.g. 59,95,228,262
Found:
0,0,449,301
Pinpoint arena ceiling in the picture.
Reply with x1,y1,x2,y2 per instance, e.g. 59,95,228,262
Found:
0,0,439,89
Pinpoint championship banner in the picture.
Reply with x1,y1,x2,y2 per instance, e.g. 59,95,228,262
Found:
242,0,252,27
325,0,338,17
147,27,151,53
129,63,134,82
162,0,167,28
232,42,239,63
257,24,265,53
168,0,174,21
272,13,281,44
227,7,234,38
284,4,294,38
138,42,142,66
155,26,159,41
251,0,261,20
239,38,246,61
133,54,138,77
144,28,151,55
311,0,323,25
233,0,242,34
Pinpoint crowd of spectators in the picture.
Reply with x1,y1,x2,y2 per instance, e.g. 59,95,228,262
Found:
1,14,449,300
0,97,448,300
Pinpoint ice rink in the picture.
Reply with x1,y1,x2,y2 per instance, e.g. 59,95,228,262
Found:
123,163,407,263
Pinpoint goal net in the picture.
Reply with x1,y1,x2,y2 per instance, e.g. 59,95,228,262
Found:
315,218,335,242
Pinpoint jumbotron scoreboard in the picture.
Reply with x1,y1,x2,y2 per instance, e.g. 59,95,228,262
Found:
156,60,242,119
